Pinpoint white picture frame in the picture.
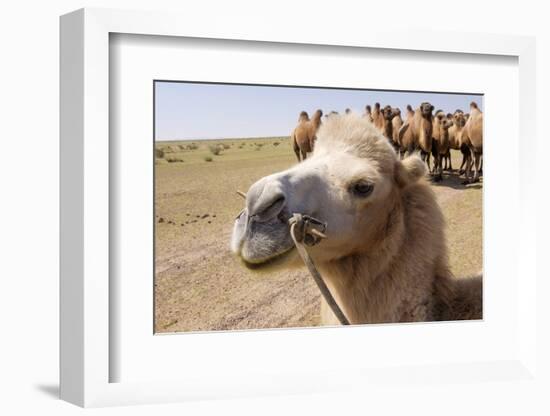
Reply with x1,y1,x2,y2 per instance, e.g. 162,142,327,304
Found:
60,7,539,408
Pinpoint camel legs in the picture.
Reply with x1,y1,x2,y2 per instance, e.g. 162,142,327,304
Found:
472,152,482,183
444,151,452,171
426,151,431,172
459,145,470,176
420,150,431,172
462,149,478,184
301,150,307,161
293,138,301,162
432,154,443,182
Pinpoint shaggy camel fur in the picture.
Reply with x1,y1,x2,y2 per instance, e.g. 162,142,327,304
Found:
462,102,483,183
398,102,435,170
291,109,323,162
231,114,482,325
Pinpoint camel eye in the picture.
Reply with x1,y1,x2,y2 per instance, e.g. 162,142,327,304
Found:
350,181,374,198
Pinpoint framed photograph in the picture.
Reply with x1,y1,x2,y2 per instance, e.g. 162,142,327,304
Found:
60,8,540,408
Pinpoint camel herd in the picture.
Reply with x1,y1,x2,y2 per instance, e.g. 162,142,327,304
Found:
291,100,483,184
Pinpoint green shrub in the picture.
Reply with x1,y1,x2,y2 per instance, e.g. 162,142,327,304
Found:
204,156,213,162
155,148,165,158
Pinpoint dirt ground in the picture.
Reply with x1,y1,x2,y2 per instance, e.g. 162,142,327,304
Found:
154,138,482,333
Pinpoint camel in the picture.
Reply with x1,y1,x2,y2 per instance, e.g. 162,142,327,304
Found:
376,105,395,144
446,110,472,176
231,114,482,325
371,102,384,130
462,102,483,183
391,107,403,151
398,102,435,171
441,113,453,171
395,105,413,159
431,111,453,181
291,109,323,162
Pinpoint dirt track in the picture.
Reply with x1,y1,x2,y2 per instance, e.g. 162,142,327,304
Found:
154,139,482,333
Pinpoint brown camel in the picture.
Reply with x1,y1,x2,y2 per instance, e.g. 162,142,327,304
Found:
396,104,414,159
462,102,483,183
231,114,482,324
431,111,453,181
391,107,403,151
398,102,435,170
446,110,471,175
291,109,323,162
371,102,384,130
376,105,394,142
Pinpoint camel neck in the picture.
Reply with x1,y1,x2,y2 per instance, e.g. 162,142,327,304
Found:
318,196,406,323
383,119,393,140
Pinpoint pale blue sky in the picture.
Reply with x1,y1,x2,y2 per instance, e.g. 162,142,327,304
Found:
154,81,483,141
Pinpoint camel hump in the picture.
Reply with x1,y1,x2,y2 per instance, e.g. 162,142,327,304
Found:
298,111,309,122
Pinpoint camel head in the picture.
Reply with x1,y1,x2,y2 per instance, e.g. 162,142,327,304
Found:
374,102,381,111
365,105,372,114
470,101,479,110
382,105,393,121
391,107,401,117
442,118,453,130
434,110,446,126
419,102,435,119
453,111,467,127
231,114,427,270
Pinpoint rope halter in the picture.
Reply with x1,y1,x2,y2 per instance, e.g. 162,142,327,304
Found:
288,213,350,325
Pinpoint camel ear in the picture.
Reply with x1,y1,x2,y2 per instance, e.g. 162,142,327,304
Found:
394,156,427,188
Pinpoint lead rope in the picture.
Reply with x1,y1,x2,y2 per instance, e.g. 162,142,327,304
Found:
288,214,350,326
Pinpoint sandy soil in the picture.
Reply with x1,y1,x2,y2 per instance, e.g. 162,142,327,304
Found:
154,139,482,333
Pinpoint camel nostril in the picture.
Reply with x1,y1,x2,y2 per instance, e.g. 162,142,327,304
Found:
251,195,286,223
